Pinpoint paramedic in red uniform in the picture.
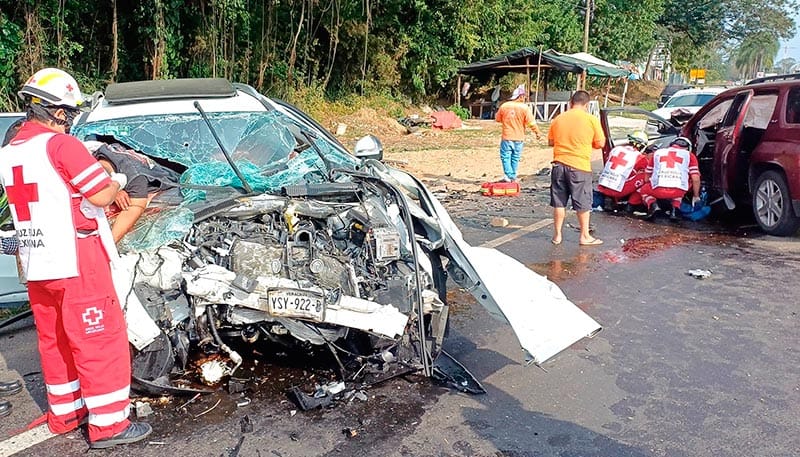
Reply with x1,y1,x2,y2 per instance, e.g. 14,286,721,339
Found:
597,130,650,206
0,68,151,448
637,136,702,220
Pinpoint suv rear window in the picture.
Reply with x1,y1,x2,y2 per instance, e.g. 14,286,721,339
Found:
785,87,800,124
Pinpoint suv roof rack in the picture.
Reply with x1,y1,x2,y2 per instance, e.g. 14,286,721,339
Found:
746,73,800,85
105,78,236,104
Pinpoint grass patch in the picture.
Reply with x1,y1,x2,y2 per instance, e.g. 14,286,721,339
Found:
0,304,30,320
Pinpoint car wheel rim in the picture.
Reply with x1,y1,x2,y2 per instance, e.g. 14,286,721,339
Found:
756,179,783,228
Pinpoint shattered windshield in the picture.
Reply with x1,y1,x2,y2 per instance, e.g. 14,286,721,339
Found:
72,110,360,195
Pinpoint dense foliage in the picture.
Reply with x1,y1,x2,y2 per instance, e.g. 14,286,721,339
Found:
0,0,796,110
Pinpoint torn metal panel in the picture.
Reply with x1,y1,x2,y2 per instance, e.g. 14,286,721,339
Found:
376,165,602,365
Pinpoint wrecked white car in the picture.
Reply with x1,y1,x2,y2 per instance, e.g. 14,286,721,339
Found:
70,79,601,397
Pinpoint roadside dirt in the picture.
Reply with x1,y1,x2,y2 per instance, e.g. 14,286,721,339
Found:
340,119,602,193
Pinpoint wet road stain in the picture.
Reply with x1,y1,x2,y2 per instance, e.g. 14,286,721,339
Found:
606,231,741,263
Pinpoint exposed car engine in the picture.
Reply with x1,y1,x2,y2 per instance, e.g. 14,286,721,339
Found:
128,191,448,393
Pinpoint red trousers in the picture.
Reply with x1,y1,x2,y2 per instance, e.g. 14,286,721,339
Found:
637,183,687,209
27,236,131,442
598,172,646,205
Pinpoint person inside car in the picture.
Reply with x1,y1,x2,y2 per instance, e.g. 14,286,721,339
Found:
636,137,702,221
83,140,180,242
596,130,651,210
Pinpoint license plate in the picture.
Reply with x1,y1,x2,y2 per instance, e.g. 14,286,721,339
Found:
266,289,325,321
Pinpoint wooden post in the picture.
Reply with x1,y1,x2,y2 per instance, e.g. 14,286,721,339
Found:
534,48,543,121
621,78,629,108
525,56,531,99
457,74,462,107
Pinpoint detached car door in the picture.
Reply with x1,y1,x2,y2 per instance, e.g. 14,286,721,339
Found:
713,90,754,193
599,108,679,163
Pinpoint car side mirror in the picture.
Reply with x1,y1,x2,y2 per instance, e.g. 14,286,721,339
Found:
657,101,664,108
354,135,383,161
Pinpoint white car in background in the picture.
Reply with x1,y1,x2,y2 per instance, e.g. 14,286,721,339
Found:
652,87,727,120
0,113,27,306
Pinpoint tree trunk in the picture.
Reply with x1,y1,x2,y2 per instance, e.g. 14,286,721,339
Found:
111,0,119,82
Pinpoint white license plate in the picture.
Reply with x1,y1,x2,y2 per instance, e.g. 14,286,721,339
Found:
267,289,325,321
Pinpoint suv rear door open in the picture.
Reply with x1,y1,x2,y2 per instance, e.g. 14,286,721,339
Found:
713,90,754,203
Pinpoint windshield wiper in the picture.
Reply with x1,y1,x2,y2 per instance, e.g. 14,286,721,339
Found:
300,129,334,180
193,101,254,194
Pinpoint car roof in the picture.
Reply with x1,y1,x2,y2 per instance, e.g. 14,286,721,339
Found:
82,79,269,123
669,87,727,97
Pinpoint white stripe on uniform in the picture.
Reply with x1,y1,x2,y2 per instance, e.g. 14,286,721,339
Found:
46,379,80,396
83,386,130,409
88,405,130,427
50,398,85,416
70,162,103,186
78,173,108,194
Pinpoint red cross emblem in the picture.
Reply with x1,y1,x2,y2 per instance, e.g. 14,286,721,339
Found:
659,150,685,168
5,166,39,222
82,307,104,326
608,152,629,170
66,83,74,92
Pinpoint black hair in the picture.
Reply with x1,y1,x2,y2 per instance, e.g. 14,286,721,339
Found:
571,90,590,106
1,118,24,147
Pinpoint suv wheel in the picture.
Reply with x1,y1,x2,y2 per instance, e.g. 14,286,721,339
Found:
753,170,800,236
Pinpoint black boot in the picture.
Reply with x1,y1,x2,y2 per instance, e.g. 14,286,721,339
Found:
644,203,659,220
0,400,11,418
89,422,152,449
0,380,22,397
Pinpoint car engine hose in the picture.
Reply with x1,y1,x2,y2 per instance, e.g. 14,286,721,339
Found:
206,306,243,375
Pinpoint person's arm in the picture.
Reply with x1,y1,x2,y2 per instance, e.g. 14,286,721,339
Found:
495,106,503,123
111,198,147,242
525,107,541,139
547,120,556,146
591,117,606,149
689,154,701,203
1,237,18,256
53,135,124,207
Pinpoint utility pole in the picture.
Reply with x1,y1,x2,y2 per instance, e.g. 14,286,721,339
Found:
580,0,593,90
582,0,592,54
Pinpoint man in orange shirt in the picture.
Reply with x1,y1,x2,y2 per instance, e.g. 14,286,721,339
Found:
547,90,605,246
495,84,541,182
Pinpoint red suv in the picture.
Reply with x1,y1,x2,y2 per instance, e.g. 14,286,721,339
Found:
601,75,800,236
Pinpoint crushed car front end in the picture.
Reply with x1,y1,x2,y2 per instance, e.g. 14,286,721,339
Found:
72,78,601,395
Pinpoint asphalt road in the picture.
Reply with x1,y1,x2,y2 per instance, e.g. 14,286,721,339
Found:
1,178,799,457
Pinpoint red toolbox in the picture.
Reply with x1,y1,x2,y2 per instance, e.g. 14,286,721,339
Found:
480,181,520,197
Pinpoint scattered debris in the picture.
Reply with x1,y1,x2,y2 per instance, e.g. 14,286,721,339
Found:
687,269,712,279
176,392,202,412
194,398,221,418
135,400,153,418
289,432,299,441
147,441,167,445
228,377,249,394
236,397,251,407
334,123,347,136
536,167,551,176
289,386,333,410
228,436,245,457
240,415,254,433
490,217,509,227
343,428,359,438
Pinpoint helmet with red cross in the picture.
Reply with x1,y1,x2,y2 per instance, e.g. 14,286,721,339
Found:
18,68,84,109
669,136,693,153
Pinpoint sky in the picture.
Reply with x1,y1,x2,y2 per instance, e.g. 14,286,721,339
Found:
778,12,800,64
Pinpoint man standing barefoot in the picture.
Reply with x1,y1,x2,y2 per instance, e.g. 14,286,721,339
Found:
547,90,605,246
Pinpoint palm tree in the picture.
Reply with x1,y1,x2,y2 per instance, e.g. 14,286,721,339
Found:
735,32,780,79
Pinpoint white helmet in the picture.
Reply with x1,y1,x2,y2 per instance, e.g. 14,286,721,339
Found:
18,68,84,109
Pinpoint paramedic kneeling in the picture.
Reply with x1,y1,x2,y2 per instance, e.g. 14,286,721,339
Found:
637,136,701,220
0,68,151,449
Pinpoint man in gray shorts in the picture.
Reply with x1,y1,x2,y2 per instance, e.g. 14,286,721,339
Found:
546,91,605,245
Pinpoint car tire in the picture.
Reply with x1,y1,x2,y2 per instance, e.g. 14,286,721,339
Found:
752,170,800,236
